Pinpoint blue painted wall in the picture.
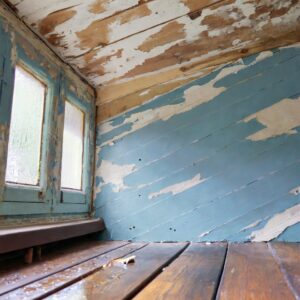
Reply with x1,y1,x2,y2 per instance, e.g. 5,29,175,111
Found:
95,44,300,242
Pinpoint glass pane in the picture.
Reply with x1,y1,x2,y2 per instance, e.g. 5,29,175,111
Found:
61,101,84,190
5,66,46,186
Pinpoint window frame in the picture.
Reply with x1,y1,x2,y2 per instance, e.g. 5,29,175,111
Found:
0,23,95,216
59,89,93,205
3,59,54,204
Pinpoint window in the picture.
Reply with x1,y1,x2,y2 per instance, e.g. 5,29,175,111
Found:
61,101,85,190
5,65,46,186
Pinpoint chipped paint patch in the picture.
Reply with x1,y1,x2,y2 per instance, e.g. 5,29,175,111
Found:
250,204,300,242
198,230,212,238
240,219,262,232
244,96,300,141
149,173,205,199
289,185,300,196
97,160,136,193
99,63,248,145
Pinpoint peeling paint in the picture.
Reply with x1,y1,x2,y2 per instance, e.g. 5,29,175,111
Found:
97,160,136,193
3,0,300,125
99,50,275,145
148,173,205,199
99,63,246,145
240,219,262,232
244,96,300,141
251,204,300,242
198,230,212,238
94,45,300,242
75,0,300,86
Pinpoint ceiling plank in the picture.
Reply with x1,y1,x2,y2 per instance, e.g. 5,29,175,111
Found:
75,0,300,87
7,0,220,58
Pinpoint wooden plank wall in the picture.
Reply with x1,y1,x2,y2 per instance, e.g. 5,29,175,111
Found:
94,43,300,242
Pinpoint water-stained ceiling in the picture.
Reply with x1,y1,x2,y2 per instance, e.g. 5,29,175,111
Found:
4,0,300,121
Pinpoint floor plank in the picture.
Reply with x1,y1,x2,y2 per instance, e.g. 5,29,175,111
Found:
45,242,188,300
216,243,295,300
134,242,227,300
0,240,128,296
2,243,147,300
269,242,300,297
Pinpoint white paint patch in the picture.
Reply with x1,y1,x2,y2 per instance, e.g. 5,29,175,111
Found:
232,39,241,46
250,204,300,241
244,96,300,141
148,173,205,199
252,50,273,62
139,89,150,96
97,160,136,193
198,230,212,238
289,185,300,196
241,219,262,232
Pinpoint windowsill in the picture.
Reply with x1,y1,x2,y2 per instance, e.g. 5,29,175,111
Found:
61,188,84,194
5,183,42,191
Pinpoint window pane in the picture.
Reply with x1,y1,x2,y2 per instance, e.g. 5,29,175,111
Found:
5,66,46,186
61,101,84,190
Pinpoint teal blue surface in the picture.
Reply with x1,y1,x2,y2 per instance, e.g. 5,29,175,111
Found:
95,46,300,242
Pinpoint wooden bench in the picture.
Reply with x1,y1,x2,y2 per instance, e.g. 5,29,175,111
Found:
0,218,105,255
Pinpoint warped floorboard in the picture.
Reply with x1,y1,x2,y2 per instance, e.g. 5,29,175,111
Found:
0,241,299,300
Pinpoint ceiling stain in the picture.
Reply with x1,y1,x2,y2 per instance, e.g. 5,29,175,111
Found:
39,7,77,36
138,21,185,52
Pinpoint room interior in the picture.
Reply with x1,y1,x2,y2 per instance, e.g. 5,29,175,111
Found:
0,0,300,299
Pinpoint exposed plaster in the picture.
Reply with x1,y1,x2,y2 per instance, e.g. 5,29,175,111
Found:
148,173,205,199
250,204,300,242
244,96,300,141
97,160,136,193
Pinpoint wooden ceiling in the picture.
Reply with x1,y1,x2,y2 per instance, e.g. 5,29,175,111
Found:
4,0,300,121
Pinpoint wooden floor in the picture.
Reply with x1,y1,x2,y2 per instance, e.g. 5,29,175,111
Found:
0,241,299,299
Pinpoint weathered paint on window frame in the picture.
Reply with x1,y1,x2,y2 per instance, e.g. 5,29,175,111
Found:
0,7,95,217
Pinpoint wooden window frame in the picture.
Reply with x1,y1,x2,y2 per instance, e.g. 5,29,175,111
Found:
3,59,54,206
60,91,93,205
